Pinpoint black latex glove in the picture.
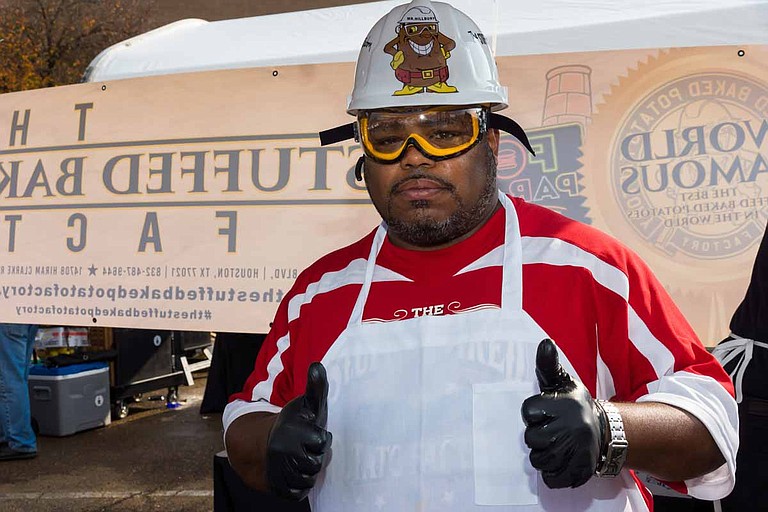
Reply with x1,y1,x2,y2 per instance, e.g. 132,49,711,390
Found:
266,362,332,500
521,338,603,489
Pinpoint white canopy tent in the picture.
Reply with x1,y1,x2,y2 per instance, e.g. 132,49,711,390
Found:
84,0,768,82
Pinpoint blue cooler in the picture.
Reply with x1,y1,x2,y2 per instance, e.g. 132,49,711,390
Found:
28,362,111,436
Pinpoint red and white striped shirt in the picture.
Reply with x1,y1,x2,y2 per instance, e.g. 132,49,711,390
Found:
224,195,737,501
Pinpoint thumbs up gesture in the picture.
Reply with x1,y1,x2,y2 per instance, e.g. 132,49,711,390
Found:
521,339,603,489
266,362,332,500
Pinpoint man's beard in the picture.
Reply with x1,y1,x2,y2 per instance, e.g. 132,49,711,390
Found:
380,144,498,248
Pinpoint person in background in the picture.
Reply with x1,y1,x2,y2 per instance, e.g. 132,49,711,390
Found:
0,323,39,461
713,223,768,511
223,1,739,510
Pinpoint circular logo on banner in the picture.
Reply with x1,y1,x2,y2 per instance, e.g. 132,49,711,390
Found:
584,48,768,283
95,394,104,407
582,47,768,341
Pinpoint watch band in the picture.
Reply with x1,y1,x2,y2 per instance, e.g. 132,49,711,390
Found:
595,400,628,478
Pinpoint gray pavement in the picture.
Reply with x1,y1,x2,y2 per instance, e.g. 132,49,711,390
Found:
0,371,224,512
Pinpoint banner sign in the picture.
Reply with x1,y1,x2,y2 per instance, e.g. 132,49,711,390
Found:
1,45,766,343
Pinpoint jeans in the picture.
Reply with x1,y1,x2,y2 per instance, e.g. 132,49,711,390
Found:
0,323,39,452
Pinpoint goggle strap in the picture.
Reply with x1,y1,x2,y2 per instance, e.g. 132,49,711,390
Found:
319,123,355,146
318,114,535,156
488,113,536,156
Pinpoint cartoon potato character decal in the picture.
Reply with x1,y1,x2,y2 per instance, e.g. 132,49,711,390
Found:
383,5,458,95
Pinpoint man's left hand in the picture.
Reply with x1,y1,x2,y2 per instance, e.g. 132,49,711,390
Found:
520,338,603,489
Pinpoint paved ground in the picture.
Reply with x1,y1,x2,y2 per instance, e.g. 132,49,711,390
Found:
0,371,223,512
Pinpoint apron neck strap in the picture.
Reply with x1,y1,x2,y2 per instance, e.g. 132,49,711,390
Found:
347,191,524,327
348,223,387,327
498,191,524,311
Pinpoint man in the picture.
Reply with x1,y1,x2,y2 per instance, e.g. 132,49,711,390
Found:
0,323,39,461
713,223,768,511
224,1,738,510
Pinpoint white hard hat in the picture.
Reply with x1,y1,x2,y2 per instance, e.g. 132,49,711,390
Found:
347,0,508,115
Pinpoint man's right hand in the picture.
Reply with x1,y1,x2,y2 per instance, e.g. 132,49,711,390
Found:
266,362,332,500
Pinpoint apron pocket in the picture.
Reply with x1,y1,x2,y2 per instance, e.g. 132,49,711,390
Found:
472,381,539,506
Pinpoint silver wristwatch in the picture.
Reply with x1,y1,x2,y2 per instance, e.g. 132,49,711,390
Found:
595,400,628,478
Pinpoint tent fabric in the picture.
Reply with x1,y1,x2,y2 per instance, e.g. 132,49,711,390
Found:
84,0,768,82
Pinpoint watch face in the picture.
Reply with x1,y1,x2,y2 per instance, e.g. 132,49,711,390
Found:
598,441,628,477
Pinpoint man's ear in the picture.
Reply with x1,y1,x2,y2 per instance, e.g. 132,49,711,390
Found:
487,128,500,156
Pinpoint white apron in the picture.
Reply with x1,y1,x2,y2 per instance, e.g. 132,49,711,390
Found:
311,192,642,512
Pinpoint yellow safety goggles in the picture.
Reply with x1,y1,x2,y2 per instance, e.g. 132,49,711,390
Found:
318,108,535,180
357,107,486,163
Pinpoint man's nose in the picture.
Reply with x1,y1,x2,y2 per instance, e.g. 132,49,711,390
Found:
399,143,435,170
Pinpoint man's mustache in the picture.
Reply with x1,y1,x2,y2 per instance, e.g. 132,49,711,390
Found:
389,173,455,195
